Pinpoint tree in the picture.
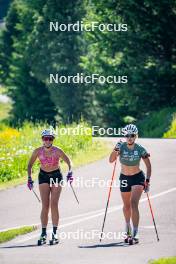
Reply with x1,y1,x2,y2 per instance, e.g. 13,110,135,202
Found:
0,0,11,20
9,62,57,124
82,0,176,126
24,0,87,123
0,0,57,124
0,1,19,83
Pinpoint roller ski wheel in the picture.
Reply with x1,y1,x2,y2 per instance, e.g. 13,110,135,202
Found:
37,235,47,246
49,233,59,246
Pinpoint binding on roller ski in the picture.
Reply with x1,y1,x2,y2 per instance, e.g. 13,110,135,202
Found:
37,232,59,246
124,229,139,245
49,233,59,245
37,234,47,246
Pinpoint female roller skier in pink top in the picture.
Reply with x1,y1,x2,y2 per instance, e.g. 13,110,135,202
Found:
27,129,73,245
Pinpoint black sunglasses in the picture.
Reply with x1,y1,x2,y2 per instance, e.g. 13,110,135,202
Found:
126,134,135,138
42,136,54,141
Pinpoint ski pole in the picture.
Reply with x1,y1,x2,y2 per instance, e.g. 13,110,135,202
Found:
32,188,41,203
100,158,117,242
70,183,79,204
146,192,159,241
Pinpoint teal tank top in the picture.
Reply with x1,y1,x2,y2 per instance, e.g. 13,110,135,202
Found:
119,142,149,166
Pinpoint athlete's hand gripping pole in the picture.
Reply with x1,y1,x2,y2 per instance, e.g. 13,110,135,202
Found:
27,176,41,203
146,192,159,241
100,158,117,242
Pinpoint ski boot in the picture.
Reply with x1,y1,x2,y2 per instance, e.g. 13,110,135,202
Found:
37,234,47,246
124,230,132,243
128,232,139,245
49,232,59,245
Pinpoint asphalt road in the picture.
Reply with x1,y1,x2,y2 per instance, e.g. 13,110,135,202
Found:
0,138,176,264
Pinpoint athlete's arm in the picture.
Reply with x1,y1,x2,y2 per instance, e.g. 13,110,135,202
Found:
142,157,151,180
58,149,72,171
27,149,39,177
109,141,122,163
109,149,120,163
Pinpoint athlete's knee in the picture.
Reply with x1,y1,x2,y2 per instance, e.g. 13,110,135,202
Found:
123,204,131,212
51,200,58,209
42,203,49,212
131,199,138,210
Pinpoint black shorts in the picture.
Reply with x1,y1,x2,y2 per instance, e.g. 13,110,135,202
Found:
119,171,145,192
38,168,63,186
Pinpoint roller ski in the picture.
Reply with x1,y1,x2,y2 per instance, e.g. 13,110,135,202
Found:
124,224,132,243
128,231,139,245
37,234,47,246
49,233,59,245
124,230,132,243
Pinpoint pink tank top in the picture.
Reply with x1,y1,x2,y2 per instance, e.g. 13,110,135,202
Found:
38,146,60,168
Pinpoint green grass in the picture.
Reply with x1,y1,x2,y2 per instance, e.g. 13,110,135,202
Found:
149,257,176,264
163,115,176,138
137,107,176,138
0,102,11,121
0,226,37,243
0,122,111,190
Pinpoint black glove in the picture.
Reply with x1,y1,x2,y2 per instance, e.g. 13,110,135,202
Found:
27,177,34,190
114,140,123,151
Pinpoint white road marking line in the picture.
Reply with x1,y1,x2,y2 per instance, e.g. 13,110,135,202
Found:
0,186,174,232
141,226,156,229
0,208,113,232
2,186,175,233
15,187,176,244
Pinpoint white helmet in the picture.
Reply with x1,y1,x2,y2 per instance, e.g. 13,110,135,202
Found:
41,129,55,138
122,124,138,135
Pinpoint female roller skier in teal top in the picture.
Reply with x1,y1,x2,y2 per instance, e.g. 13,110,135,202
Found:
109,124,151,244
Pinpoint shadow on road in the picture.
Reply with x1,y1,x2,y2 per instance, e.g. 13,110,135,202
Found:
78,242,129,248
0,244,39,249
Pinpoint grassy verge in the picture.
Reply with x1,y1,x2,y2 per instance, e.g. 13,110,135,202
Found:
163,115,176,138
0,102,11,121
0,226,37,244
137,107,176,138
149,257,176,264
